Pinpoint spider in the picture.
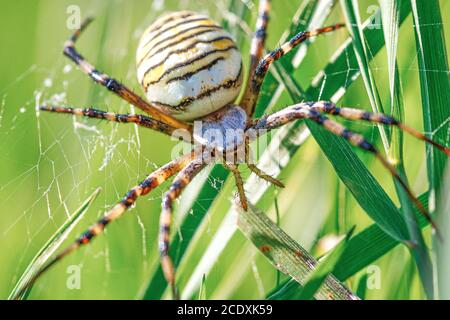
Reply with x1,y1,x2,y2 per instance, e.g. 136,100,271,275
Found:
24,1,449,299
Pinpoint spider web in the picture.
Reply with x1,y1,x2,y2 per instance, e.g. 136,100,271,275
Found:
1,0,449,300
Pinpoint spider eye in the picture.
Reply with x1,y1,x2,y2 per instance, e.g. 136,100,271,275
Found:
136,11,243,122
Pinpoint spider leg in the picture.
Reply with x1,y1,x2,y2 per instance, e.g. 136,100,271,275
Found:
17,151,195,298
247,0,270,87
244,139,285,187
63,18,192,133
159,158,207,299
249,105,441,232
222,162,248,211
307,101,450,156
241,24,345,116
39,105,184,138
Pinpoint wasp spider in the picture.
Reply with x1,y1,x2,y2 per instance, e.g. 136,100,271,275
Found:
24,1,449,299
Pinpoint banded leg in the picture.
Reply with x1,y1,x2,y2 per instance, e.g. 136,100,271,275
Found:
64,18,191,132
245,139,285,187
306,101,450,156
250,105,443,230
245,0,270,88
222,162,248,211
241,24,345,115
160,159,207,299
39,105,182,138
17,152,195,298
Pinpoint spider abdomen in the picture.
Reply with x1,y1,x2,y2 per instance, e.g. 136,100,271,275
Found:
136,11,243,122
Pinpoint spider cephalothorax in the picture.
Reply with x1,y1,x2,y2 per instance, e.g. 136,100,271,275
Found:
21,0,450,300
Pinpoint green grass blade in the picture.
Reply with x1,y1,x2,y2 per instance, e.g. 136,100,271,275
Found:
340,0,388,150
8,187,101,300
238,204,358,300
304,121,409,242
411,2,450,299
411,0,450,198
296,227,354,300
437,163,450,299
298,3,412,242
380,0,433,299
269,193,430,299
281,61,410,241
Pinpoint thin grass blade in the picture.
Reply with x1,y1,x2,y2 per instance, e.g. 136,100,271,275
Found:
238,204,358,300
296,227,354,300
8,187,101,300
340,0,388,150
410,1,450,299
379,0,433,299
268,193,430,299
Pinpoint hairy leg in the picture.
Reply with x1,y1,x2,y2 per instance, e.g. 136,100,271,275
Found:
39,105,182,138
159,159,207,298
245,139,284,187
250,103,450,230
17,152,195,298
241,0,271,106
306,101,450,156
64,18,191,132
241,24,344,115
222,162,248,211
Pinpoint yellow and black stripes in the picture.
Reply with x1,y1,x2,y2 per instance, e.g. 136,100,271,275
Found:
39,105,182,138
63,18,191,131
166,55,226,84
241,23,345,116
142,11,195,37
142,44,237,88
139,35,234,78
141,25,223,64
136,12,243,121
151,62,243,111
159,159,206,298
145,16,212,46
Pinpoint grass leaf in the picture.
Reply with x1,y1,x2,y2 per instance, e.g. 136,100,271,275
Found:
269,193,430,299
380,0,433,299
238,204,358,300
8,188,101,300
410,1,450,299
436,163,450,299
411,0,450,198
296,227,354,300
340,0,388,150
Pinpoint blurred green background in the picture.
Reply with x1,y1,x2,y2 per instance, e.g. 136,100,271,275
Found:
0,0,449,299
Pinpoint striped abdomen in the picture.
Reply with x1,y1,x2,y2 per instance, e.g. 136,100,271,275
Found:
136,11,243,122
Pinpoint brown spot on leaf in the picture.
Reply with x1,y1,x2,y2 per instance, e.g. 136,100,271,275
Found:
259,245,272,253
